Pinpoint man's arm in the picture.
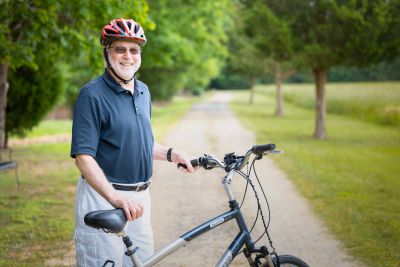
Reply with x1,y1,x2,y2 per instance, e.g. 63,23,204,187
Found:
153,143,195,173
75,154,143,221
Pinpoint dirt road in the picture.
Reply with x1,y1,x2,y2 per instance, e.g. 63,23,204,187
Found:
150,92,357,266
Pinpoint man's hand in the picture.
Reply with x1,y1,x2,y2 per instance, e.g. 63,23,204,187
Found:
108,192,144,221
152,144,198,173
172,149,196,173
75,154,144,221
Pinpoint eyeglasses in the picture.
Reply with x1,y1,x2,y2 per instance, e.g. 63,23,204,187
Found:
110,46,141,55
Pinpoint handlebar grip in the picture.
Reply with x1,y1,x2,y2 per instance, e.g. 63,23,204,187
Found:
252,144,276,155
177,159,200,169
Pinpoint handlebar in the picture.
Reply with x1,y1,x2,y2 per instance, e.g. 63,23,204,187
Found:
177,159,201,169
251,144,276,156
177,143,281,171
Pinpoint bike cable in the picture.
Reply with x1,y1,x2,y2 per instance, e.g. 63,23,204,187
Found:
251,157,277,254
238,168,250,208
236,170,260,256
235,156,277,256
252,157,272,229
238,158,255,208
237,169,261,234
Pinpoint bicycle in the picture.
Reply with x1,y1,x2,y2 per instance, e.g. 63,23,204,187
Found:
84,144,310,267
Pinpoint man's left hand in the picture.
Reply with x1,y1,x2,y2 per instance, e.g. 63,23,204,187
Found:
172,150,196,173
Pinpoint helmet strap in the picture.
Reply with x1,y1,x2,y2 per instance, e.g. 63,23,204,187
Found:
103,47,135,85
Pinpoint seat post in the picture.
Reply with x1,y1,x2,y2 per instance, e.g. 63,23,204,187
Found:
120,232,143,267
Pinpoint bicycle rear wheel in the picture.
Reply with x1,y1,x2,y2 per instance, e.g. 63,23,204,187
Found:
262,254,309,267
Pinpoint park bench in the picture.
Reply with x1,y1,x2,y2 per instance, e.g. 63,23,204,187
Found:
0,148,20,186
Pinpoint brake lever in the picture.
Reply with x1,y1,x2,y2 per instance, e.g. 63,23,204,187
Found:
265,149,284,155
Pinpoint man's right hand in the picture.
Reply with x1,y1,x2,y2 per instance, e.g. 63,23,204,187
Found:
108,192,144,221
75,154,144,221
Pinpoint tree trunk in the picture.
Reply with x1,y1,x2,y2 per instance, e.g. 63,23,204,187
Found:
312,68,327,140
275,63,283,117
249,77,255,105
0,63,9,151
4,125,8,149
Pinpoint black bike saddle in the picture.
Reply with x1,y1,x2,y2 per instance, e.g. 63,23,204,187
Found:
84,209,127,233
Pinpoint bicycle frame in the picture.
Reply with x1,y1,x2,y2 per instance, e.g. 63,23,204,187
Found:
124,169,259,267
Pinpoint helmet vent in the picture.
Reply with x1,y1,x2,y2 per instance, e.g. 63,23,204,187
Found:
100,18,147,46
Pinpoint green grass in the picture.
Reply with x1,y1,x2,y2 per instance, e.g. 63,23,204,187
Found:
9,96,200,143
262,82,400,127
0,96,198,266
230,88,400,267
10,120,73,139
0,142,78,266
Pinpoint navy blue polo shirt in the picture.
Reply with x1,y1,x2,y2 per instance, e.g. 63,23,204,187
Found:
71,70,154,184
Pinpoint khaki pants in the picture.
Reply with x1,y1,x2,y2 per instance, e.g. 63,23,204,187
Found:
74,178,154,267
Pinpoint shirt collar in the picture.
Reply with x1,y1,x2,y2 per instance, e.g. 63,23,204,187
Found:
102,69,143,95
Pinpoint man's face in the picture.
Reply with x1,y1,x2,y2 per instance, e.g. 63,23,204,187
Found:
108,41,141,80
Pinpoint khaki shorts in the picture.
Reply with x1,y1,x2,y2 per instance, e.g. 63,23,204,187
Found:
74,178,154,267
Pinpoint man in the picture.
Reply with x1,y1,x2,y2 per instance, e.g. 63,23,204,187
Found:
71,18,195,266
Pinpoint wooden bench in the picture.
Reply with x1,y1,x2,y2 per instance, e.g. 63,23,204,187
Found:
0,148,20,186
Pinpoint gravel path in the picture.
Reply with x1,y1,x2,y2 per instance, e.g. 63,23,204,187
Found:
150,92,358,266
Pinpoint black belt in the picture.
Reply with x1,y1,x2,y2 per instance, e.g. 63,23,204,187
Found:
112,181,151,192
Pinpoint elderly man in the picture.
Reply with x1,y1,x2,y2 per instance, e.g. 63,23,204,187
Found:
71,18,195,266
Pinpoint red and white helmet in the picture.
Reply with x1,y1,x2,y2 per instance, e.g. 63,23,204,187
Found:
100,18,147,46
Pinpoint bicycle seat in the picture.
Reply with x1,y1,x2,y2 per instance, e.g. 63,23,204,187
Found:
84,209,127,233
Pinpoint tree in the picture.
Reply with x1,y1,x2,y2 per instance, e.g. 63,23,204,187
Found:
273,62,296,116
6,50,65,144
248,1,293,115
0,0,152,149
226,1,272,104
139,0,232,100
230,41,271,104
266,0,400,139
228,0,293,106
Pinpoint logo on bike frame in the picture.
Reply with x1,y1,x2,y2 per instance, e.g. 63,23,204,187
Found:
209,217,225,228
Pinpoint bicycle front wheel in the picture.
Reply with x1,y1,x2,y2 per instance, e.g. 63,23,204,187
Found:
263,254,309,267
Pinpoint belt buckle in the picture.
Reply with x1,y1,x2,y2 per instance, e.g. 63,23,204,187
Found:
139,181,150,191
135,185,141,192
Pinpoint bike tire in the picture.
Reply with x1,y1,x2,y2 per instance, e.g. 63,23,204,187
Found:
262,254,309,267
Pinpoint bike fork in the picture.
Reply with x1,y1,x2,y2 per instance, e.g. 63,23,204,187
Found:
264,255,275,267
245,246,276,267
243,247,255,266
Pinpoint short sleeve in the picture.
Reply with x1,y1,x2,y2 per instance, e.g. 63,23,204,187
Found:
70,89,103,158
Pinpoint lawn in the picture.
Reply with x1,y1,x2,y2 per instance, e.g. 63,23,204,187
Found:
0,96,198,266
10,120,73,139
264,82,400,127
230,84,400,267
9,95,200,142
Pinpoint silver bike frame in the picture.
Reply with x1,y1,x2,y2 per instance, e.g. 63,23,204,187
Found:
122,169,255,267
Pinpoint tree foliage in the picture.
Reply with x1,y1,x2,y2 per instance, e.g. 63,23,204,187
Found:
266,0,400,68
221,0,294,104
265,0,400,139
139,0,232,100
6,49,65,138
0,0,153,145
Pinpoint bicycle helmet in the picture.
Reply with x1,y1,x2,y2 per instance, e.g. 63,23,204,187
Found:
101,18,146,84
100,18,147,46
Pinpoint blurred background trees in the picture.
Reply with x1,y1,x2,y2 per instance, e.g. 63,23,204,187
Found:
0,0,153,149
263,0,400,139
139,0,232,100
1,0,399,149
